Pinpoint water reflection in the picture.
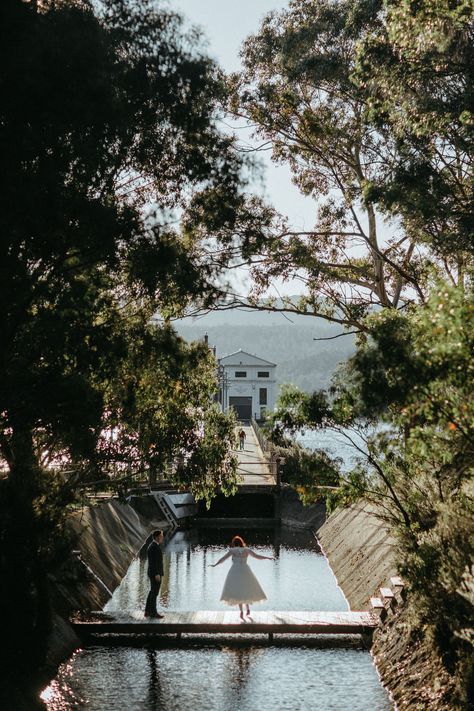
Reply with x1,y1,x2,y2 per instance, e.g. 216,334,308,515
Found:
146,650,164,708
106,527,347,613
220,645,256,710
43,644,392,710
41,527,393,710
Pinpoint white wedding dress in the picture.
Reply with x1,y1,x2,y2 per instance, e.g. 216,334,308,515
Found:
219,547,268,605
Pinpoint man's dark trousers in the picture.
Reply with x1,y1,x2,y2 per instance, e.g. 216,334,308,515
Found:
145,575,161,616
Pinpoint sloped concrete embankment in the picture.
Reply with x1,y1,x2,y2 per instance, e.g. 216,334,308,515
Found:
318,501,397,610
45,496,167,675
318,502,456,709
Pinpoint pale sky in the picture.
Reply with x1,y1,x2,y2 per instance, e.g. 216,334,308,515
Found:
173,0,287,72
172,0,317,236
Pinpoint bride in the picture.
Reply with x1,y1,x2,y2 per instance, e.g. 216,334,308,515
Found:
210,535,274,618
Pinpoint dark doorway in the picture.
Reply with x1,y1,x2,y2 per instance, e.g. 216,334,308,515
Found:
197,491,276,518
229,396,252,420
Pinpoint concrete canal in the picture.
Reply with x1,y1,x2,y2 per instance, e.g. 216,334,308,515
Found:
41,526,392,710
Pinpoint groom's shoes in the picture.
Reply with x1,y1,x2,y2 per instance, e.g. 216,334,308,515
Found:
145,612,164,619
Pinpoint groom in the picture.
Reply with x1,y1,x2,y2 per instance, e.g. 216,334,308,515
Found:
144,529,164,619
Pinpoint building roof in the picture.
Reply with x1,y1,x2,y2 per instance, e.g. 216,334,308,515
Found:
218,349,276,367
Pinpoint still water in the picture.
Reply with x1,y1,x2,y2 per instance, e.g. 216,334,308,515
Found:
297,429,366,472
42,527,392,710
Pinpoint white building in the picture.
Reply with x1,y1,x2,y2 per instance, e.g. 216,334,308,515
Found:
218,349,277,421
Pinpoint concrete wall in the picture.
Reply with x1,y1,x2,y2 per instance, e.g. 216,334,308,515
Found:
318,501,456,709
318,501,397,610
45,496,168,677
68,496,165,594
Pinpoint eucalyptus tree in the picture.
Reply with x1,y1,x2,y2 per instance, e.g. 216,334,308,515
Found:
356,0,474,273
233,4,473,702
269,285,474,708
223,0,427,331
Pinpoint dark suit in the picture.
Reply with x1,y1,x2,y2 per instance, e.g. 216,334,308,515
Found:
145,539,164,616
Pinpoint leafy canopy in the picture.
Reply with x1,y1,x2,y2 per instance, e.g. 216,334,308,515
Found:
0,0,242,692
0,0,243,492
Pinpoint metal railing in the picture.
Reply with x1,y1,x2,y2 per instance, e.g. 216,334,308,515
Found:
251,417,274,461
251,418,285,487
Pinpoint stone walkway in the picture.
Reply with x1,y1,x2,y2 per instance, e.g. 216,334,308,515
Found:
235,425,275,486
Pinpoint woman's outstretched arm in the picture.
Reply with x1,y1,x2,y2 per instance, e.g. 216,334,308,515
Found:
248,550,274,560
210,550,232,567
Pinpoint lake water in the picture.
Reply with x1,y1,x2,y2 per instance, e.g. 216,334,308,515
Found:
297,429,368,471
41,527,392,710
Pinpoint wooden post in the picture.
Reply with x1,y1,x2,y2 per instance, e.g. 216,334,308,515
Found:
273,456,282,521
390,576,406,602
379,587,397,613
370,597,387,622
275,456,281,487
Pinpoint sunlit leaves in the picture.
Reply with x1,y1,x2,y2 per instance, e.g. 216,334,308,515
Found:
225,0,426,320
355,0,474,258
101,322,239,500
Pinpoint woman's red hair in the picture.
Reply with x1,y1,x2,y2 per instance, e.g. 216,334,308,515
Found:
231,535,246,548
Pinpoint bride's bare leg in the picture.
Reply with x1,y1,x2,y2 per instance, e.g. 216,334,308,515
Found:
246,605,250,615
239,604,244,619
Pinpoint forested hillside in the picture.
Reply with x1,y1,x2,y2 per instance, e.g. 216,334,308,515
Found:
174,309,355,392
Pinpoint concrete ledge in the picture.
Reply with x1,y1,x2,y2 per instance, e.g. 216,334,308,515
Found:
73,610,378,638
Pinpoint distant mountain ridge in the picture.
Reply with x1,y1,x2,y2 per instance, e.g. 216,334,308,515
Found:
173,306,355,393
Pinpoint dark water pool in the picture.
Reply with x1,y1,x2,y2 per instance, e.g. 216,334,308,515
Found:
41,527,393,710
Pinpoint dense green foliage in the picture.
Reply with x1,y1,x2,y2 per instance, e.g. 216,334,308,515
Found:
272,438,342,507
101,320,238,498
357,0,473,259
239,0,473,705
0,0,243,490
348,288,473,702
270,286,474,704
0,0,242,701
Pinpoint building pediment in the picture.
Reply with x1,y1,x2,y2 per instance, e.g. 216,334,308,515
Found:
219,349,276,367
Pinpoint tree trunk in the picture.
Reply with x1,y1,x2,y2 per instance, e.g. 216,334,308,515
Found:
367,204,391,307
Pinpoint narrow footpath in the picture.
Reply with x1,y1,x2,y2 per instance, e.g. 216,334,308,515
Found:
235,425,275,486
